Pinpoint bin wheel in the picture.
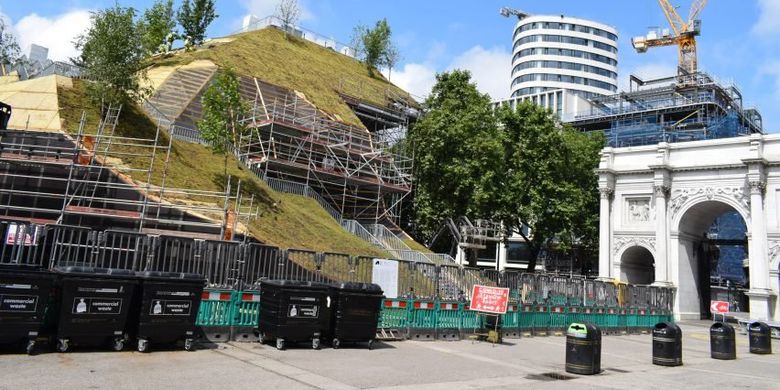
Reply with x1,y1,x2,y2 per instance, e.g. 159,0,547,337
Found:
184,338,194,352
312,338,321,350
276,338,285,350
112,338,125,352
332,338,340,349
26,340,36,355
368,340,374,351
137,339,149,353
56,339,69,353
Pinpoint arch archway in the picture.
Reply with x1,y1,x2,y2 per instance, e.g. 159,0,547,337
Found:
674,200,749,319
619,246,655,285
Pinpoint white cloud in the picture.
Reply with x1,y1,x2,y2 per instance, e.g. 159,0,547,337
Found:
13,10,91,61
384,63,437,100
385,45,512,101
618,63,677,91
753,0,780,36
448,46,511,100
241,0,314,21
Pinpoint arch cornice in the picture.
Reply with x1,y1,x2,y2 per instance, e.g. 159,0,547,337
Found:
669,186,751,232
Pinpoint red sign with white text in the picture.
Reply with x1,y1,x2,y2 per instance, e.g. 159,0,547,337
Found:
710,300,729,314
469,285,510,314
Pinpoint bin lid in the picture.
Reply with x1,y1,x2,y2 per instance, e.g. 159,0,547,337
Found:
710,322,733,332
55,266,136,277
332,282,383,293
260,279,329,290
136,270,206,281
749,321,770,331
567,323,588,338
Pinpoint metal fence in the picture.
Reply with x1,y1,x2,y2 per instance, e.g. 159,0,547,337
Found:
1,220,677,313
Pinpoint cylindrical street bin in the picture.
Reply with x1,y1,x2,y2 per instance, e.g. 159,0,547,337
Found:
258,280,331,350
565,322,601,375
652,322,682,366
54,266,137,352
710,322,736,360
748,321,772,355
132,271,206,352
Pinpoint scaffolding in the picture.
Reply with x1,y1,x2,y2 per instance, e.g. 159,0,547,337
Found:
0,111,258,238
234,76,414,225
569,72,763,147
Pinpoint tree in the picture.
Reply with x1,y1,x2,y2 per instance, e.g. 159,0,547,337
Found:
0,17,21,73
492,102,604,271
384,43,400,81
275,0,301,35
410,70,503,241
177,0,217,47
75,5,149,107
139,0,177,55
411,70,604,271
352,19,396,76
199,67,248,176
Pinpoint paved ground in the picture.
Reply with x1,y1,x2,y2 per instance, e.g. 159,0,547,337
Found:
1,321,778,389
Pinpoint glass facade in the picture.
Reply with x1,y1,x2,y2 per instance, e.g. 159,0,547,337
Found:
513,21,618,41
511,73,617,92
512,60,617,79
513,34,618,54
513,47,617,66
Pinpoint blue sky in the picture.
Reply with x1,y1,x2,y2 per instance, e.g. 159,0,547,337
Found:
2,1,780,131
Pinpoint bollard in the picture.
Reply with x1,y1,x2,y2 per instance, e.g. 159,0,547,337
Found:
748,322,772,355
710,322,736,360
652,322,682,366
565,323,601,375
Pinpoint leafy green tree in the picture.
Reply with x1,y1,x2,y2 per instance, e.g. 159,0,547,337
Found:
410,70,503,241
352,18,397,76
0,17,21,73
492,102,604,270
199,67,247,175
75,5,149,107
177,0,217,47
411,71,604,271
139,0,176,55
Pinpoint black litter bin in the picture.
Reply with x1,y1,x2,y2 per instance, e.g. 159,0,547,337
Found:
258,280,331,350
54,266,137,352
132,271,205,352
565,322,601,375
0,266,56,354
710,322,736,360
748,321,772,355
652,322,683,366
328,282,383,350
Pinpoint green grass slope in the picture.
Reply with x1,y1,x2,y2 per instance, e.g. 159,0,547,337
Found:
57,79,388,257
150,27,414,127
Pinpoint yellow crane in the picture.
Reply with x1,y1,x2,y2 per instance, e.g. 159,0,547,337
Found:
632,0,709,75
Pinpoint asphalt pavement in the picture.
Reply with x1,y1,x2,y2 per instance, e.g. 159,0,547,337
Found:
1,320,778,390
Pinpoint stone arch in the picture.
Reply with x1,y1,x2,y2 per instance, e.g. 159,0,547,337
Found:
670,189,751,234
673,198,749,319
618,245,655,285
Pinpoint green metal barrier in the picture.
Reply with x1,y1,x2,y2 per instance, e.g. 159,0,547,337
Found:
436,301,461,329
233,292,261,327
549,305,568,334
196,290,235,326
379,298,410,329
460,303,484,336
518,304,534,334
533,305,550,335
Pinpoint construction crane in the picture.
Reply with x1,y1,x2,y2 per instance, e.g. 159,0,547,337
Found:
632,0,709,75
499,7,528,20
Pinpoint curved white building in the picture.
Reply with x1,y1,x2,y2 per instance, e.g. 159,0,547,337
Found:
510,15,618,100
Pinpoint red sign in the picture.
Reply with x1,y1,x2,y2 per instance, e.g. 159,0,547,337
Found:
469,285,510,314
710,300,729,314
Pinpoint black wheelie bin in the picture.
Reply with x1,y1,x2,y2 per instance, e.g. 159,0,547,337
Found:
53,266,137,352
258,280,331,350
0,221,55,355
328,282,383,350
131,271,206,352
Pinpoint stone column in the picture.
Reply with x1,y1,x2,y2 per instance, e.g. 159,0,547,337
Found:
598,187,613,280
497,238,508,271
652,184,671,286
747,179,772,320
